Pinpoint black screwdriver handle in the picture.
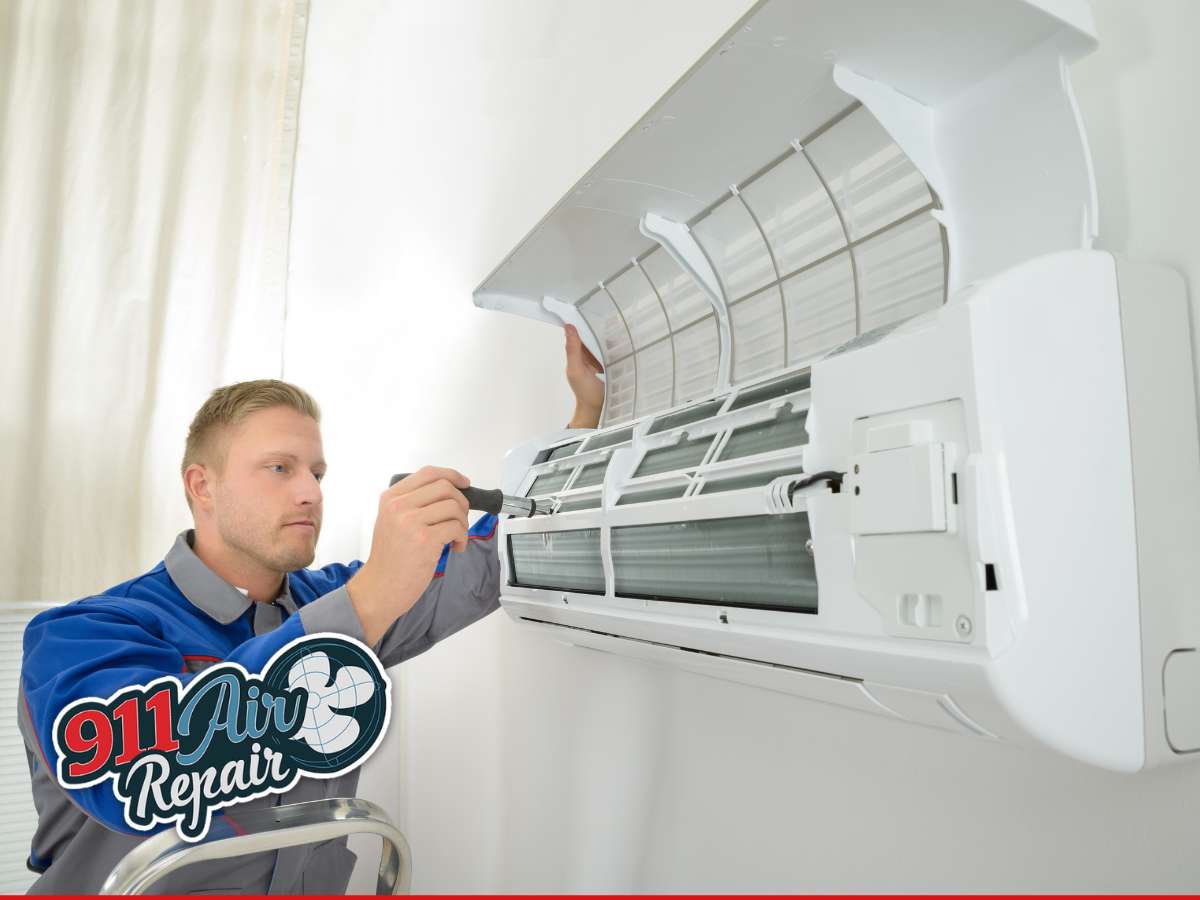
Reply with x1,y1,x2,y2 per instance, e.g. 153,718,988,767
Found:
389,473,506,515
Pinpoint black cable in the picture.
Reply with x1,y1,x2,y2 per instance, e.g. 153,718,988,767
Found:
787,470,845,502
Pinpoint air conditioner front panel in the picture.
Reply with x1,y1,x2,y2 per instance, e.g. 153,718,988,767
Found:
498,250,1200,771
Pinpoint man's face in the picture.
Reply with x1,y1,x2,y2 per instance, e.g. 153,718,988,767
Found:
207,405,326,574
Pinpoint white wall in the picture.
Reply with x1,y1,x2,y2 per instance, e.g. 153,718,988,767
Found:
285,0,1200,891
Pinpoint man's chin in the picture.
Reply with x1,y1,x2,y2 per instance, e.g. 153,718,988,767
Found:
277,530,318,571
277,549,316,572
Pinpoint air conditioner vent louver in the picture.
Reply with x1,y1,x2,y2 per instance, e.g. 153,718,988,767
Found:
518,616,859,683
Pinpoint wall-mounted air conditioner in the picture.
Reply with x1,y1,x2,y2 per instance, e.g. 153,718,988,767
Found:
473,0,1200,772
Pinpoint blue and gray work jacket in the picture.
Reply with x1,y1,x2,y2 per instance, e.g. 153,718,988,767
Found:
18,516,499,894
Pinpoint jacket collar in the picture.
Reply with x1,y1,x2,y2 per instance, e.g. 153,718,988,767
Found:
164,530,295,624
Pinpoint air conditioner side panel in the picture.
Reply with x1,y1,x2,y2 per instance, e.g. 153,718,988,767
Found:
1113,259,1200,766
968,251,1144,771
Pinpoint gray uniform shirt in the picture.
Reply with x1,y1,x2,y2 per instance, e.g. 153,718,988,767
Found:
18,528,500,894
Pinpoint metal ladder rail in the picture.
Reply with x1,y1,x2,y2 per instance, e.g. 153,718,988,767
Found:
100,798,412,895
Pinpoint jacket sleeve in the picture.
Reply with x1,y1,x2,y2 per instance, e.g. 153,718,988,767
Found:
20,591,352,835
375,512,501,667
298,513,501,669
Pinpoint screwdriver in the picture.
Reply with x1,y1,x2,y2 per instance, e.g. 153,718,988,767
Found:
389,473,551,518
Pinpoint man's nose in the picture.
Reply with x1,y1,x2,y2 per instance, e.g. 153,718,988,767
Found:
295,473,323,506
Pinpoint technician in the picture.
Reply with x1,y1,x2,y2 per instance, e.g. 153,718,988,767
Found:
18,325,604,894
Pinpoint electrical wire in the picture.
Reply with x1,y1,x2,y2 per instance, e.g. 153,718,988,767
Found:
787,470,844,502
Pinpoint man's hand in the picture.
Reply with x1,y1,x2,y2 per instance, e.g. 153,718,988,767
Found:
564,324,604,428
346,466,470,644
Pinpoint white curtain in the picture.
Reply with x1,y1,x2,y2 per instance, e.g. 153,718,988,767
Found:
0,1,309,889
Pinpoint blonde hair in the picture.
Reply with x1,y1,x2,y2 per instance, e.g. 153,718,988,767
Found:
182,379,321,507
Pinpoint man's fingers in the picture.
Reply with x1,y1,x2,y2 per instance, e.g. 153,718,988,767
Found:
429,519,469,550
565,324,604,375
581,341,604,374
393,479,469,514
416,498,469,529
388,466,470,495
402,466,470,490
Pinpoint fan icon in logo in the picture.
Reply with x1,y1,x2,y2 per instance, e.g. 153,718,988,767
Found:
288,650,376,754
261,635,390,774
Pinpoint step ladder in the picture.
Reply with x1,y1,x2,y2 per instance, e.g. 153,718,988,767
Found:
100,798,412,894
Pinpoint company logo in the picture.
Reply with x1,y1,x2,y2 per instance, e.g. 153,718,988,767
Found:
52,635,389,841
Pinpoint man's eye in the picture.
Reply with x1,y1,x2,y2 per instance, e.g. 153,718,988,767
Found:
314,472,325,483
269,464,287,474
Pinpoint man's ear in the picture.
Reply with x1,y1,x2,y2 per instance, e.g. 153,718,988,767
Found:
183,463,214,511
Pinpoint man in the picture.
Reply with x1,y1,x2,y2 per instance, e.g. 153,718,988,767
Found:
18,325,604,894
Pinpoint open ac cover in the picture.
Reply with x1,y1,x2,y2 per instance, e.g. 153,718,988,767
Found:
474,0,1200,772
